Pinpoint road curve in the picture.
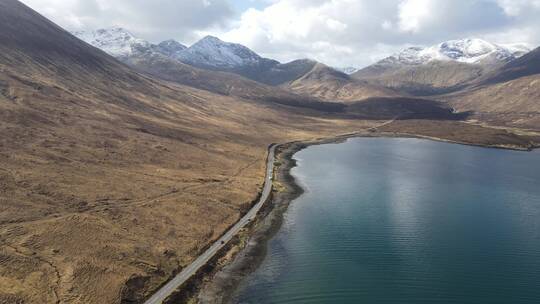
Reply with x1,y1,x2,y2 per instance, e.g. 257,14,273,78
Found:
144,144,277,304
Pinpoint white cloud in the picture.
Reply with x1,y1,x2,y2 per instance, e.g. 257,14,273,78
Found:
382,20,393,30
496,0,540,16
217,0,540,67
20,0,234,42
18,0,540,68
398,0,433,33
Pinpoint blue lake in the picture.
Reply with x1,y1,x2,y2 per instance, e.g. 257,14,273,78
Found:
233,138,540,304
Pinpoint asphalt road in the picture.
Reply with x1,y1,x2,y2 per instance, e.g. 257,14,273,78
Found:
144,144,277,304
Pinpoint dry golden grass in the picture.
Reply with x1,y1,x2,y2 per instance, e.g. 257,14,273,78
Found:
442,74,540,130
0,53,380,303
353,60,492,95
378,120,539,149
2,75,533,303
0,1,537,303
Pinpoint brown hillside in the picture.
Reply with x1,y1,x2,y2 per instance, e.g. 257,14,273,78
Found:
121,52,344,112
353,60,493,95
0,1,536,303
442,47,540,129
288,63,397,102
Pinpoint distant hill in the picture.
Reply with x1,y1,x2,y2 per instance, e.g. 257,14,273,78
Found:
442,47,540,129
287,63,398,102
477,47,540,85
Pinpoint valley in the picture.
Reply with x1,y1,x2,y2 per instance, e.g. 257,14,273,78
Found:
0,0,539,303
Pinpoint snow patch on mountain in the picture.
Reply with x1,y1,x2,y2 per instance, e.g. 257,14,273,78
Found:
175,36,267,68
500,43,531,57
337,67,359,74
73,27,152,58
157,40,187,58
74,28,277,70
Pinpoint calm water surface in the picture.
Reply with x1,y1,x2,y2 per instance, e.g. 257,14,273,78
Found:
233,138,540,304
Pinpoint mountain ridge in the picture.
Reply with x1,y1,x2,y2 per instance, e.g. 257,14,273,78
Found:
442,46,540,129
352,38,531,95
175,35,278,69
73,28,317,85
369,38,529,68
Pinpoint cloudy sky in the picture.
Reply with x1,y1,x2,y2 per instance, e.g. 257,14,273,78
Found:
20,0,540,68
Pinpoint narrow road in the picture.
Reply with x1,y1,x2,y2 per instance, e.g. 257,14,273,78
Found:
144,144,277,304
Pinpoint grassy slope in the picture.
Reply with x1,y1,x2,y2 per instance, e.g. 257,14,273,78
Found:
287,63,397,102
0,1,537,303
352,60,491,95
441,48,540,130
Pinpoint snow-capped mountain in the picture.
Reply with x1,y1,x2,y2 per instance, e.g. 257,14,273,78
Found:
379,39,530,66
352,39,532,95
73,27,153,58
72,27,308,85
74,29,277,70
157,39,187,58
175,35,275,68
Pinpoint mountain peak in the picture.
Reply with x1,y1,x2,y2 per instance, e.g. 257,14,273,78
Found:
157,39,187,57
200,35,222,42
192,35,245,50
435,38,501,62
73,27,150,57
160,39,185,46
177,35,265,68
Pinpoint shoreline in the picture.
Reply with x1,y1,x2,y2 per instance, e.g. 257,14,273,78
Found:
174,131,538,304
195,141,307,303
